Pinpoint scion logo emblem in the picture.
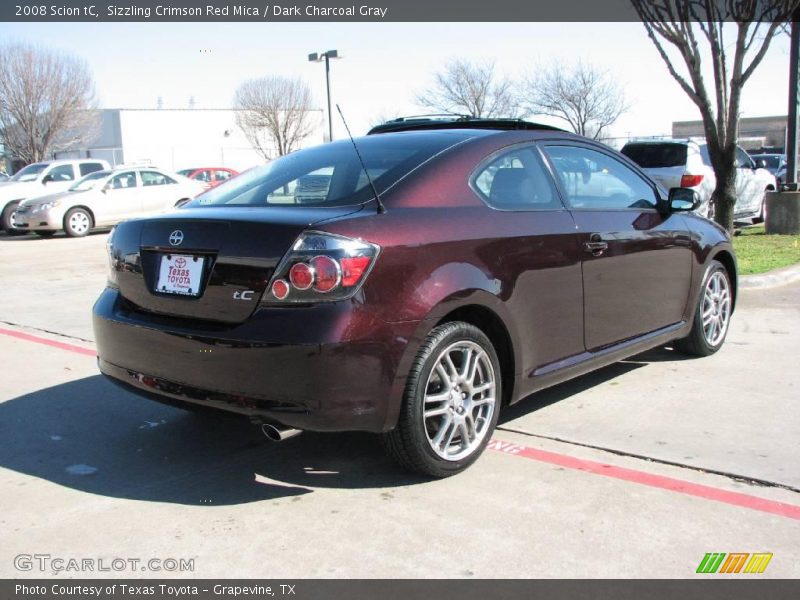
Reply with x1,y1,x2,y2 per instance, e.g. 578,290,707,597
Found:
169,230,184,246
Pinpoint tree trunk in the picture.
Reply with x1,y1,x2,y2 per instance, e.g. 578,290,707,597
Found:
711,166,737,233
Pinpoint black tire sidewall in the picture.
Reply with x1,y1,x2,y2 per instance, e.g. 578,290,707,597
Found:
405,322,502,476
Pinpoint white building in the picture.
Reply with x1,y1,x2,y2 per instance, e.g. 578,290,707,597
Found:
53,108,325,172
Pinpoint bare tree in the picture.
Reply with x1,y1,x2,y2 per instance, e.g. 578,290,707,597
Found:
416,59,521,118
519,61,627,140
631,0,799,232
233,76,317,160
0,42,99,164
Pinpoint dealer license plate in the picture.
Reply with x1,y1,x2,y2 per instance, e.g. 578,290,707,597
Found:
156,254,205,296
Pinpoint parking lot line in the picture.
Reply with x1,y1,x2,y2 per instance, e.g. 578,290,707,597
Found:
5,325,799,522
0,327,95,357
487,439,800,521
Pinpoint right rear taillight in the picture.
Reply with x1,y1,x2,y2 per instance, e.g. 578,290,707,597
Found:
680,174,704,187
263,231,380,303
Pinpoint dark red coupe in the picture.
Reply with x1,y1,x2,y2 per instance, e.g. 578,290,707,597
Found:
93,118,736,477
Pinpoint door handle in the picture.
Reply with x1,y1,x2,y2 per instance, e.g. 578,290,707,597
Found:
583,234,608,256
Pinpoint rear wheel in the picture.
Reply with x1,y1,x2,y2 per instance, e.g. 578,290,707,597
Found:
382,321,501,477
63,208,93,237
674,260,732,356
753,188,769,224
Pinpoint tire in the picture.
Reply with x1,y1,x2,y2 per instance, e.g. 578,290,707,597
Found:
674,260,732,357
63,207,93,237
753,189,769,224
382,321,502,477
2,201,25,235
34,230,56,238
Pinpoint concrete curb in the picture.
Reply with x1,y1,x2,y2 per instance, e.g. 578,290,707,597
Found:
739,262,800,289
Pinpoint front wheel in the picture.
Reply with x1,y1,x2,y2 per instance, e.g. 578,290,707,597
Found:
2,201,25,235
382,321,502,477
674,260,732,356
63,208,93,237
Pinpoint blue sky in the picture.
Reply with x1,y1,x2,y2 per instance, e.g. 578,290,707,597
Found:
1,21,792,142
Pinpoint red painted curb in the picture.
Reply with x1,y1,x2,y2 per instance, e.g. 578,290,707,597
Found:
0,327,96,357
488,440,800,521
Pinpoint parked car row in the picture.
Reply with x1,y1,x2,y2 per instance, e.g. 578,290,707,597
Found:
0,160,240,237
620,139,778,222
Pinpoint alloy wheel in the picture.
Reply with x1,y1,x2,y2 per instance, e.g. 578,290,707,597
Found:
422,341,496,461
701,270,731,347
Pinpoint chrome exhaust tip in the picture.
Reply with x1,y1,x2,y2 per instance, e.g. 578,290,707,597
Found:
261,423,302,442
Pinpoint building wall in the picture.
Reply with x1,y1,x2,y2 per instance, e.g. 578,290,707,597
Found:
118,109,325,171
672,115,787,151
54,108,325,172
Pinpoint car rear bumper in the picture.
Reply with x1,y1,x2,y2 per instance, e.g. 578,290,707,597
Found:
92,287,420,432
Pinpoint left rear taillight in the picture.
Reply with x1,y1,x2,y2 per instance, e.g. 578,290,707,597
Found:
106,226,119,288
263,231,380,304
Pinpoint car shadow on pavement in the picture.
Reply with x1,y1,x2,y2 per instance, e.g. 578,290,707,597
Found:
500,345,695,423
0,375,424,507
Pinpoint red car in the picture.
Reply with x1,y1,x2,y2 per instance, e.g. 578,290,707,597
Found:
94,118,736,477
177,167,238,191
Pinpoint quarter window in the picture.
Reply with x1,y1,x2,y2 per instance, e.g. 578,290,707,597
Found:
472,146,561,210
214,170,233,181
544,145,658,210
79,162,105,176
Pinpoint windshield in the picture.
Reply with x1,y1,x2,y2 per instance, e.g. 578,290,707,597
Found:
9,163,48,182
185,132,471,208
621,144,687,168
69,170,111,191
177,169,196,177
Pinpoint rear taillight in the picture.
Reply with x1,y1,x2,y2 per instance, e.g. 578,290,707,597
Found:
680,174,704,187
263,231,380,303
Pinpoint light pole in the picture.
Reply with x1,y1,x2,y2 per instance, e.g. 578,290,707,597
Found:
308,50,340,142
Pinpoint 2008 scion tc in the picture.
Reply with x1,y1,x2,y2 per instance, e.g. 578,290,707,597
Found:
93,118,736,477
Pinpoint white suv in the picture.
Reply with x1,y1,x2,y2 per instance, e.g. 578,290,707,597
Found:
0,158,110,233
621,140,777,222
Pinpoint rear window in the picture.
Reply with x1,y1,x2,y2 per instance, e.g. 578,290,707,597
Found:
186,132,470,208
621,143,687,168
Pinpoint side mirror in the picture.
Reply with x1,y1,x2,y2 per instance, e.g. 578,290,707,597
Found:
42,175,53,184
668,187,700,212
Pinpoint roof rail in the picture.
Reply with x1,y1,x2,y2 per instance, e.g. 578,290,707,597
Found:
367,116,564,135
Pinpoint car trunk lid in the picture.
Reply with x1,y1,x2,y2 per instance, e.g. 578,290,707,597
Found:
110,205,362,323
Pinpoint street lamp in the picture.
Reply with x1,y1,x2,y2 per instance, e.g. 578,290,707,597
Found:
308,50,340,142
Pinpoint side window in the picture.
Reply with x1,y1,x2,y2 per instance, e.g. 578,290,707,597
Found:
195,170,212,183
47,164,75,182
544,145,658,210
141,170,175,186
79,162,104,176
735,147,754,169
472,146,561,210
214,169,232,181
109,172,137,189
